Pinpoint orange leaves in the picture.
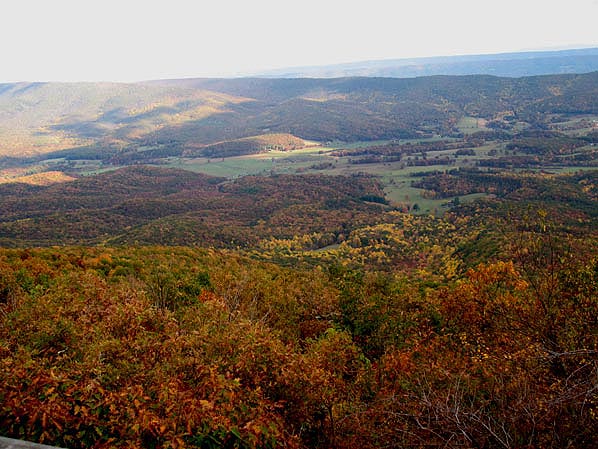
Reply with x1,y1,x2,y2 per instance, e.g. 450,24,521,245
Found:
197,290,219,304
439,261,528,335
1,244,596,448
275,329,370,447
379,350,416,384
0,248,291,447
465,260,527,292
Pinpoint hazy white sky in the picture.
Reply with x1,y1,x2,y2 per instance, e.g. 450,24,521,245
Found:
2,0,598,82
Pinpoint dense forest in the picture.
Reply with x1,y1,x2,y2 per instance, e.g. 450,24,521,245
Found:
1,70,598,448
1,211,597,448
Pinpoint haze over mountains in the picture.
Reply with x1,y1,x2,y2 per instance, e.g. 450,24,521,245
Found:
256,47,598,78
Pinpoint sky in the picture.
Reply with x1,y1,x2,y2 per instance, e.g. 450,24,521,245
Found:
2,0,598,82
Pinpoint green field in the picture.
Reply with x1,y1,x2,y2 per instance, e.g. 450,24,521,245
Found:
456,116,489,134
20,129,595,216
159,142,498,215
161,136,592,216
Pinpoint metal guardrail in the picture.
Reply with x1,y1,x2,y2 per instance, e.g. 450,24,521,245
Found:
0,437,65,449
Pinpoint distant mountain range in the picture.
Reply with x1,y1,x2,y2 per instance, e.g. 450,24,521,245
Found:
2,52,598,166
256,47,598,78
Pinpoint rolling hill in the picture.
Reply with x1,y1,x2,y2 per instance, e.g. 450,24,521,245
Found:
2,71,598,168
0,165,388,247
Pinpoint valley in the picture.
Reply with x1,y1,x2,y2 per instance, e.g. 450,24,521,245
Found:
3,72,598,219
1,68,598,448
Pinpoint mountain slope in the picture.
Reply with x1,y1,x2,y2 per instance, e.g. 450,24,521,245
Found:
0,82,248,156
2,71,598,166
0,166,387,247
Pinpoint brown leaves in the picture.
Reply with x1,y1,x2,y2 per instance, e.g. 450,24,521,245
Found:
1,245,597,448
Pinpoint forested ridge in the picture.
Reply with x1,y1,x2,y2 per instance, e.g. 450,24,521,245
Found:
1,169,597,448
1,224,597,448
1,70,598,448
3,71,598,164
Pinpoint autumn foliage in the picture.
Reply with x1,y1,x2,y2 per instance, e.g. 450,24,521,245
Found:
0,233,596,449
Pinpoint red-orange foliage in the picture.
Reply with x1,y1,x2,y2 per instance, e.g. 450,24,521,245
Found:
0,245,596,448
